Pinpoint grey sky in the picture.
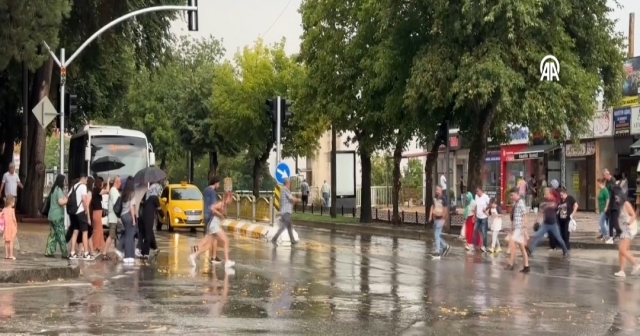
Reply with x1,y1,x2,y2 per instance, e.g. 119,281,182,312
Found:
170,0,639,59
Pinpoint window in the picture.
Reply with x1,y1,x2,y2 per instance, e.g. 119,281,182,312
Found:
170,188,202,201
90,136,148,180
68,134,89,182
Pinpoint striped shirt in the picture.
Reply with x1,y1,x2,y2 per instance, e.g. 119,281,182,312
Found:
512,198,526,230
280,186,294,214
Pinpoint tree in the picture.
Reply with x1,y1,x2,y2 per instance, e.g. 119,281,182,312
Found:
404,0,625,194
44,135,70,170
299,0,391,223
370,155,391,187
402,158,423,201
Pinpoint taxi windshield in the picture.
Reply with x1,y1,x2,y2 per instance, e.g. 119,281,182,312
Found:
170,188,202,201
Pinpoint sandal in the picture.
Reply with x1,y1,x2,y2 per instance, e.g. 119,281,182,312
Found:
102,254,112,261
44,254,55,258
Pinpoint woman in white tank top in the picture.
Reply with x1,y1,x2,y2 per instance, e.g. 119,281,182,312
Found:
614,188,640,277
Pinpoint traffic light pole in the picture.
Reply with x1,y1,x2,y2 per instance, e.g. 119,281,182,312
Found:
276,96,282,162
42,4,199,174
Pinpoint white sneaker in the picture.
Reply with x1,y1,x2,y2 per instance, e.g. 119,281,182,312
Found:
631,264,640,275
615,271,626,277
605,238,614,244
189,254,197,267
114,250,124,260
224,260,236,268
135,249,142,258
465,244,471,251
481,246,487,253
123,258,135,264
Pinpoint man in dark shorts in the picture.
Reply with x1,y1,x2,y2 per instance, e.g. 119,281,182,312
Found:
68,174,95,260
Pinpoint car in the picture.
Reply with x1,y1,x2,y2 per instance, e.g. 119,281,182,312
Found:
157,181,204,232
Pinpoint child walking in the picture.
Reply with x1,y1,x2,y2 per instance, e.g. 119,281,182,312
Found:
2,196,18,260
489,198,502,253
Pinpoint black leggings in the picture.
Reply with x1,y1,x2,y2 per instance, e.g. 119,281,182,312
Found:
609,210,622,238
139,215,157,256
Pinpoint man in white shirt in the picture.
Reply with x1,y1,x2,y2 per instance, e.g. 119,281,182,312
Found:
440,174,447,190
68,174,93,259
473,186,491,252
321,181,330,208
0,162,23,200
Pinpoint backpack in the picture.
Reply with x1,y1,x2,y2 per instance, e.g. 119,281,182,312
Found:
66,184,80,215
113,196,123,218
433,197,444,217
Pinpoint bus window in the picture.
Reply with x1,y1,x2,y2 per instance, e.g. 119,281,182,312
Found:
68,134,88,182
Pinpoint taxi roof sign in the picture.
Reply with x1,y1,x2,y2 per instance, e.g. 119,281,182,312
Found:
180,181,187,186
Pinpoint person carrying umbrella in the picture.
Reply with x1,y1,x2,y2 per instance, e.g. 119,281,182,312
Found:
133,166,167,258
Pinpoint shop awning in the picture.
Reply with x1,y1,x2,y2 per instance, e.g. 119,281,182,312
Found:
513,144,558,160
630,139,640,156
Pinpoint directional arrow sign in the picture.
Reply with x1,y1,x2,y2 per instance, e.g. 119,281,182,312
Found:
31,97,58,129
274,161,291,185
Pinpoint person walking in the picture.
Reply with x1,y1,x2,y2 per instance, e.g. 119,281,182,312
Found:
272,178,301,247
619,172,628,197
91,176,109,253
0,162,23,204
191,176,222,264
612,187,640,277
321,181,330,208
68,174,95,260
300,179,309,209
103,176,121,260
528,188,568,258
472,186,491,252
462,192,481,250
118,178,137,264
429,185,451,259
596,178,610,241
557,187,577,250
44,174,68,258
504,187,530,273
139,193,162,258
1,196,18,260
488,198,503,253
604,169,622,243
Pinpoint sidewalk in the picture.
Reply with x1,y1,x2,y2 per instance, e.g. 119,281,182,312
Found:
0,222,79,283
293,211,632,250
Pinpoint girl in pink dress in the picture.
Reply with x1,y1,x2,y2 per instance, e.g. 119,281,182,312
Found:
2,196,18,260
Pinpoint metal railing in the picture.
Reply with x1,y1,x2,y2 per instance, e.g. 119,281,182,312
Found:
218,193,275,224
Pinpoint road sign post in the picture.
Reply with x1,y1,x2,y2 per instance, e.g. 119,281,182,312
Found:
224,177,232,191
276,96,282,162
275,161,291,185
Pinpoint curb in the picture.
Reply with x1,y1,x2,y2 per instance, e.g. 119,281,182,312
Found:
220,219,299,243
0,265,80,283
293,220,637,250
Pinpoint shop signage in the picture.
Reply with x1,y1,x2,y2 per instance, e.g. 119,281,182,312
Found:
514,151,544,160
613,107,631,136
485,151,500,162
592,110,612,137
508,127,529,145
630,106,640,135
565,141,595,157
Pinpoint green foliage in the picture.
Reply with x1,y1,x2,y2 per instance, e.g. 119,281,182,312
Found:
44,135,70,170
370,155,392,186
402,158,423,191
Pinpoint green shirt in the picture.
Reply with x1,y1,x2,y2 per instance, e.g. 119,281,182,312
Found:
597,187,609,213
48,187,65,221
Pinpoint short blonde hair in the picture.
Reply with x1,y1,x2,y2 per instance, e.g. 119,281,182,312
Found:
5,195,15,207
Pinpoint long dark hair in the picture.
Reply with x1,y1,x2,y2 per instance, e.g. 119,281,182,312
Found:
121,178,135,202
613,186,627,204
86,176,95,191
51,174,65,195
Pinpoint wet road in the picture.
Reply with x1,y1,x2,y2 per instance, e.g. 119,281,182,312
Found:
1,228,639,335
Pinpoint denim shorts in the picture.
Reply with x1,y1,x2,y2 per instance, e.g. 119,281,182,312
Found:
208,217,221,235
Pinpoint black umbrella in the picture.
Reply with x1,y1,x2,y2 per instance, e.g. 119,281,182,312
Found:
133,166,166,184
91,156,124,173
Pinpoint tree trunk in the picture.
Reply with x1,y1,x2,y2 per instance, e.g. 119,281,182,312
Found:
19,62,29,185
360,150,373,223
251,143,272,197
424,124,448,221
391,140,403,225
467,107,495,192
208,151,218,180
1,101,16,174
21,58,54,216
159,153,167,170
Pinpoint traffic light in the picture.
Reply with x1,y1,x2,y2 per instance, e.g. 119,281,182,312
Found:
65,93,78,116
265,98,277,142
281,98,292,124
187,0,199,32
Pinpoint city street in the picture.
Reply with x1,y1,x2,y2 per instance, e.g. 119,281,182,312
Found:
1,227,639,335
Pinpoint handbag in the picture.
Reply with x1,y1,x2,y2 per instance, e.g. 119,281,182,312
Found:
568,217,577,232
41,195,51,217
102,208,108,218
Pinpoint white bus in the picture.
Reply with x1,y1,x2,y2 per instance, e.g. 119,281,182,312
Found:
68,125,155,229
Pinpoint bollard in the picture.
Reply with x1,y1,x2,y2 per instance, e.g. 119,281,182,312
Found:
269,196,274,226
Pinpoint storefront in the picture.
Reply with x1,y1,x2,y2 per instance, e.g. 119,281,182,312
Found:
564,141,596,211
513,144,561,184
500,144,528,204
483,150,500,200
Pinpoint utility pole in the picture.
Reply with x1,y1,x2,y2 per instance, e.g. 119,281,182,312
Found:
330,125,337,218
445,120,451,227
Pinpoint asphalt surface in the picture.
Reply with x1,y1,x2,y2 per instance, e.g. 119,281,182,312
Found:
0,227,639,335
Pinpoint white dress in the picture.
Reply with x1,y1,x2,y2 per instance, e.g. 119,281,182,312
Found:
490,208,502,231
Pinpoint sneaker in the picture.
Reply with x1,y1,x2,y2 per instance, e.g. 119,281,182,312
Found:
123,258,135,264
465,244,471,251
135,249,142,258
210,257,222,264
520,266,530,273
596,234,603,239
443,245,451,256
605,238,614,244
481,246,487,253
154,249,160,257
631,264,640,275
188,254,197,267
489,248,495,253
614,271,626,277
224,260,236,268
496,247,502,253
68,252,78,260
82,253,92,260
431,253,441,260
504,264,514,271
114,249,124,260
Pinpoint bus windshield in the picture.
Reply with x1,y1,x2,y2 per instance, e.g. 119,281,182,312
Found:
90,136,148,180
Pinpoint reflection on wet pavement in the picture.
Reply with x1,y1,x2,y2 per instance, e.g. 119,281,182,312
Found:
0,227,639,335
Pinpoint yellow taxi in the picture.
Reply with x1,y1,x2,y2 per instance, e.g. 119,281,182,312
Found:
157,181,204,232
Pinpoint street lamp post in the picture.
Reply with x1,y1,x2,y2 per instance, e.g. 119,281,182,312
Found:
42,4,199,172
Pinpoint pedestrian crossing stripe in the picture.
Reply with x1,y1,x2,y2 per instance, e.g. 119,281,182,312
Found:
273,185,281,212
